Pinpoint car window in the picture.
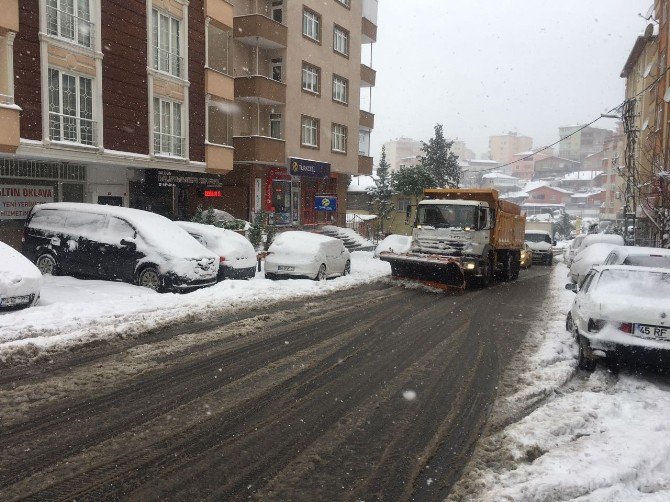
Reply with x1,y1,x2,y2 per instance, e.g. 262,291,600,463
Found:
579,271,596,293
189,233,207,247
29,210,68,232
65,211,107,238
623,255,670,268
603,252,616,265
106,217,136,241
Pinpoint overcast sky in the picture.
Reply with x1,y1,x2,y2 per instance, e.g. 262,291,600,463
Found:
368,0,652,159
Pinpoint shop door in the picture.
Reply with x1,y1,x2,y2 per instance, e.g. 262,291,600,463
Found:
302,185,317,225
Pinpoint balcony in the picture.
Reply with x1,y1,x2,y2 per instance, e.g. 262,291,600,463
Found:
234,75,286,105
0,96,19,154
358,155,373,175
361,17,377,44
233,135,285,165
233,14,287,49
206,68,234,100
206,143,234,174
0,1,19,33
360,64,376,87
205,0,233,30
359,110,375,129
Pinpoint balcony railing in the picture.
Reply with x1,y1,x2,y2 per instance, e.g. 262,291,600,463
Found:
46,6,94,49
154,132,186,158
233,14,287,49
153,46,185,79
49,112,96,146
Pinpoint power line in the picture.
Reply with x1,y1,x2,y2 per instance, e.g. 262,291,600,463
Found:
471,63,670,175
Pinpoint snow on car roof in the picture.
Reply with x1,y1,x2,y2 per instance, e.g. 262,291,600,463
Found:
592,264,670,274
269,231,341,255
33,203,213,258
611,246,670,258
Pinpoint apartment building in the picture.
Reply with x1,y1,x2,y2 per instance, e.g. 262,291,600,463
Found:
0,0,378,246
557,125,613,162
488,132,532,165
383,137,422,172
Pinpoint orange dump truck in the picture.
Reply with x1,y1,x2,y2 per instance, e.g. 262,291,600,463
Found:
379,189,526,288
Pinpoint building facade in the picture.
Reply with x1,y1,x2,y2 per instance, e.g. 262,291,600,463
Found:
383,136,422,172
488,132,532,165
0,0,378,247
558,125,613,162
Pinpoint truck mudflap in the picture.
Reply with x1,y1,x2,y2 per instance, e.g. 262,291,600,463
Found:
378,252,466,290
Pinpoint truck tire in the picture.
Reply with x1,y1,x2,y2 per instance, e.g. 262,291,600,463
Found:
502,252,514,282
511,251,521,280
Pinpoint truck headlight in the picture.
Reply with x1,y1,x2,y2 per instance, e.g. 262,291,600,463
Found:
465,262,476,270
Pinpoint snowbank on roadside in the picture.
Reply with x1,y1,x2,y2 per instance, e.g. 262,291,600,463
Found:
449,260,670,501
0,252,390,364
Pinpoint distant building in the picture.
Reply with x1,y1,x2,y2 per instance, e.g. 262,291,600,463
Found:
480,172,524,194
509,150,551,181
599,133,626,224
557,171,604,192
460,159,500,188
384,137,423,172
449,139,476,162
526,185,573,205
558,125,613,162
488,132,533,165
533,156,581,180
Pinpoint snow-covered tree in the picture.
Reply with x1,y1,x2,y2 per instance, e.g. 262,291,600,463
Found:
391,164,434,200
367,146,394,235
420,124,460,188
248,211,266,251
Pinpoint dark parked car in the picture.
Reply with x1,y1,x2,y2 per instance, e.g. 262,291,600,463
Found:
22,203,218,292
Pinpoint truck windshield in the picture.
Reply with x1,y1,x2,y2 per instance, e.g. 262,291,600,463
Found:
417,205,477,229
525,233,552,244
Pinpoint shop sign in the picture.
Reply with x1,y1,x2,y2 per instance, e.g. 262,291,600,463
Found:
289,157,330,178
146,169,224,188
314,195,337,212
0,185,54,220
202,190,222,198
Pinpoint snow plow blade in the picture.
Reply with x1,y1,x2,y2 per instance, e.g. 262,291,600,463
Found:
379,252,466,290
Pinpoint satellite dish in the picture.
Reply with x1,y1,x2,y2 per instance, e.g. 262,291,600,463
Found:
645,23,654,38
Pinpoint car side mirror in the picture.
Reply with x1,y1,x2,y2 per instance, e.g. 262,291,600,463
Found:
120,238,137,251
565,283,578,293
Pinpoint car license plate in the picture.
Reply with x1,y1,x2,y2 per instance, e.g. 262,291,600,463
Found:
634,324,669,339
277,265,295,271
0,295,31,307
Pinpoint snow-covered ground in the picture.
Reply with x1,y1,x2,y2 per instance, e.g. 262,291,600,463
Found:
0,252,391,365
450,259,670,501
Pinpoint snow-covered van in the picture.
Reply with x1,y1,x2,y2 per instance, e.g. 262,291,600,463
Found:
22,203,218,292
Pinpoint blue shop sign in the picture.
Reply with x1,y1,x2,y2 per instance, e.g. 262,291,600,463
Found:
315,196,337,212
289,157,331,178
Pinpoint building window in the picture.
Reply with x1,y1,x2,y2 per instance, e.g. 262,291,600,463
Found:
332,75,348,104
152,9,183,78
359,129,370,155
335,0,350,7
302,62,320,94
46,0,93,48
207,100,232,146
154,97,184,157
302,8,321,42
271,58,283,82
207,23,231,75
272,0,283,23
48,68,95,146
397,199,410,212
301,116,319,148
332,123,347,153
333,25,349,57
270,113,282,139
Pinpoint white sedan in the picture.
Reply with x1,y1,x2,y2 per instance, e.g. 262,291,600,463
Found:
265,231,351,280
569,242,622,285
0,241,42,311
602,245,670,269
567,265,670,371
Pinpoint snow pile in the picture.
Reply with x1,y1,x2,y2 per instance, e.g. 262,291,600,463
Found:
449,260,670,501
0,252,390,364
374,234,412,257
321,225,375,248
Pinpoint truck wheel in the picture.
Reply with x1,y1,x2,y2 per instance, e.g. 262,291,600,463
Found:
511,252,521,280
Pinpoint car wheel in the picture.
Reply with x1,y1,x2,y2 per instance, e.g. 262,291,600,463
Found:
137,266,162,291
36,253,59,276
343,260,351,276
315,264,327,281
566,311,573,332
577,335,596,372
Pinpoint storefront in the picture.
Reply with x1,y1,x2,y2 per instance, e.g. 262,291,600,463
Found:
0,158,87,248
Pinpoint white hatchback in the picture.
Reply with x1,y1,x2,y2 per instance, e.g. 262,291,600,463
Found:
265,231,351,280
567,265,670,371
